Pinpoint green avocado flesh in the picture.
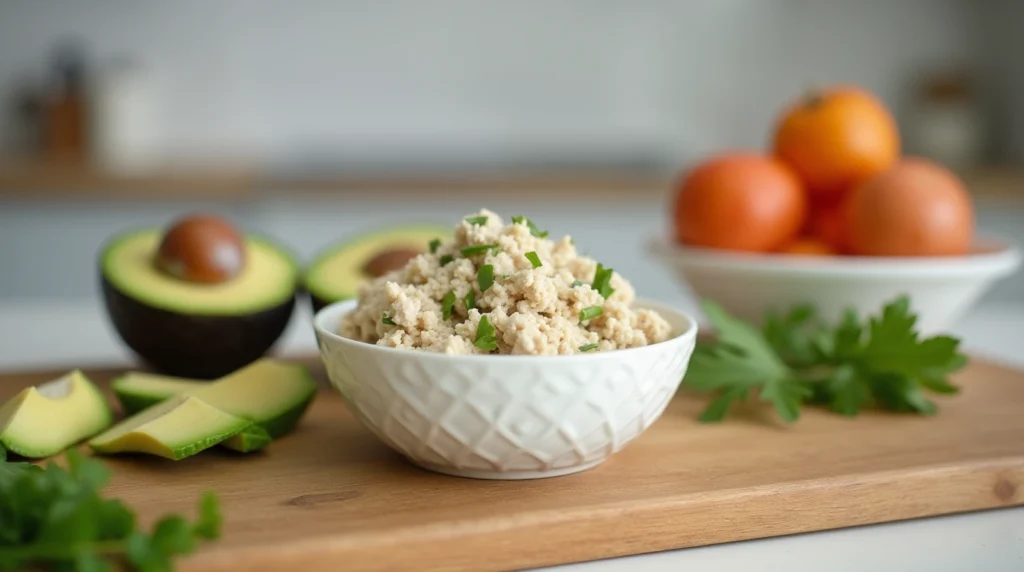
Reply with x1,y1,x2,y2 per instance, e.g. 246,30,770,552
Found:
304,225,450,305
224,424,272,453
101,228,299,316
110,358,317,439
89,394,254,460
0,370,113,459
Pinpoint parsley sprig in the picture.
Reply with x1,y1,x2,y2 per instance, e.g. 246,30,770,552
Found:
0,447,222,571
511,216,548,238
591,264,615,298
684,295,968,423
474,316,498,351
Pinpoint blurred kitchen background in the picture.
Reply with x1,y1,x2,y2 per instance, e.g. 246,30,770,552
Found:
0,0,1022,312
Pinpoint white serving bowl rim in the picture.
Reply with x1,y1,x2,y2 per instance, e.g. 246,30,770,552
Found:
647,235,1023,279
313,298,698,363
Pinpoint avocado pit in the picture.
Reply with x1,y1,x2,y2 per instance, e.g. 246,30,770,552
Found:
362,248,422,278
156,213,246,284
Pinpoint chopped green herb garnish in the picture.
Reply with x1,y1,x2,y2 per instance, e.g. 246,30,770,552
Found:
579,343,599,352
0,448,222,572
500,274,511,279
464,290,476,311
478,264,494,291
579,306,603,321
571,279,584,287
460,244,498,257
439,254,454,266
382,312,396,326
442,291,456,320
525,251,542,268
591,264,615,298
464,215,489,226
429,238,442,253
512,216,549,238
474,315,498,351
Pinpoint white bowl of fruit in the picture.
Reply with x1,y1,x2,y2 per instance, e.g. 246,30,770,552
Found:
651,85,1022,336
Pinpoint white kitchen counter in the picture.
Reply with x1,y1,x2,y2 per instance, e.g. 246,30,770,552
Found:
1,297,1022,572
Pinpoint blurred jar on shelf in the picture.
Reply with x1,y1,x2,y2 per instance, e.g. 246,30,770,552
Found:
905,70,988,174
90,55,163,174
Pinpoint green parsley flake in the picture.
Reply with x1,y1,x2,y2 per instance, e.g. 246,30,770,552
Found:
525,251,542,268
382,312,397,326
442,291,456,320
512,216,549,238
474,315,498,351
429,238,442,253
460,244,498,257
464,215,489,225
464,289,476,311
591,264,615,298
478,264,494,291
579,343,599,352
579,306,603,321
571,279,584,287
439,254,454,266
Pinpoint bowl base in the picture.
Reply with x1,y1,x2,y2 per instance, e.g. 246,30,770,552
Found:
408,458,606,481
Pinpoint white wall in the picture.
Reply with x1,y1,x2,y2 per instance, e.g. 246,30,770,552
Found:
0,0,974,165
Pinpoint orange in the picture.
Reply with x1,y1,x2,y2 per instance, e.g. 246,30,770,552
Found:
842,157,975,257
778,237,836,256
772,85,900,206
808,204,848,253
673,152,808,252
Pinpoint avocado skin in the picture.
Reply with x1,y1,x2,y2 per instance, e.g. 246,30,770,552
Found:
101,275,296,380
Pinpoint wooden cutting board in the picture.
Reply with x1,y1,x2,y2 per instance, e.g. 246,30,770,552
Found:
2,356,1024,572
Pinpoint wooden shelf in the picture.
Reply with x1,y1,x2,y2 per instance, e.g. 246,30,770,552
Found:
0,158,674,202
1,157,1021,203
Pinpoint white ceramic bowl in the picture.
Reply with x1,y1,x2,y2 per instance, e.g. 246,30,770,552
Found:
648,236,1022,336
313,299,698,480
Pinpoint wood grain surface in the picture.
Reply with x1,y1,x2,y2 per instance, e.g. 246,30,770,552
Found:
2,356,1023,572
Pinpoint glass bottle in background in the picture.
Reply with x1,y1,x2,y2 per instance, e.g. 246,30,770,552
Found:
42,41,91,163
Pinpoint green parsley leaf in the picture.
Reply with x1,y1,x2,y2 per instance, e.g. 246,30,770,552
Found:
0,448,222,571
578,343,599,352
478,264,494,292
579,306,603,321
525,252,542,268
441,291,456,320
474,315,498,351
685,295,968,423
381,312,396,326
460,244,498,257
464,215,488,225
591,264,615,298
511,216,549,238
193,491,222,541
439,254,454,266
429,238,442,253
464,290,476,311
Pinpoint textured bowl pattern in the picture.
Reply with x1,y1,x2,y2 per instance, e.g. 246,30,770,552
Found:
315,300,697,480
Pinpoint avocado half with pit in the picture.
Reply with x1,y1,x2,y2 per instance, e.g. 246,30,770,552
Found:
304,224,450,313
100,228,300,379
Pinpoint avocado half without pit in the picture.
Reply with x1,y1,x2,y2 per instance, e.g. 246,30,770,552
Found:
304,225,450,313
100,213,300,379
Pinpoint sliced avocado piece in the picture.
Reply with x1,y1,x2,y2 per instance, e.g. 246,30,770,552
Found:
0,370,113,459
99,227,300,379
110,359,317,439
304,224,450,313
223,424,272,453
110,372,201,415
89,394,253,460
